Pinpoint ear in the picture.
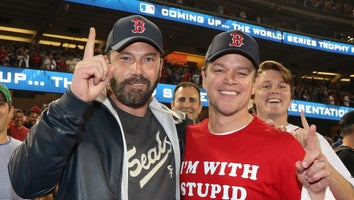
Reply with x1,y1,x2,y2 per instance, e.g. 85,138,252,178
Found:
252,76,258,96
202,69,207,89
170,101,175,109
252,84,256,96
157,58,164,80
198,103,203,114
8,106,14,122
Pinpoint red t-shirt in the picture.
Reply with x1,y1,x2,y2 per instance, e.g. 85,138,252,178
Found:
180,116,304,200
9,125,29,141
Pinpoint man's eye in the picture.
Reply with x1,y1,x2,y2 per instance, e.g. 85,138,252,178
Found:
144,57,154,62
120,56,131,61
214,69,224,73
236,72,247,77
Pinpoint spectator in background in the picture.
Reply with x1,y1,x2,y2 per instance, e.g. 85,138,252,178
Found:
56,55,68,72
65,53,79,72
182,67,191,82
0,45,9,66
29,49,43,69
336,110,354,177
302,88,311,101
42,53,57,71
328,92,336,105
177,0,183,5
343,93,351,107
0,83,24,199
171,82,203,124
172,67,182,84
191,68,201,86
9,108,29,141
17,48,30,68
159,66,169,83
217,2,224,14
23,106,41,129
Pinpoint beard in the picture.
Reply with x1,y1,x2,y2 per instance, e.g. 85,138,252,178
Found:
110,75,157,108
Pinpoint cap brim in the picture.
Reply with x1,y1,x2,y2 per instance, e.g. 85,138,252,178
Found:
110,36,163,54
207,49,259,69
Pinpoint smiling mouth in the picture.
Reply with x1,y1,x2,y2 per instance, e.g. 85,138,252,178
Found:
131,83,144,86
220,90,238,96
267,98,281,103
127,81,147,88
181,110,193,114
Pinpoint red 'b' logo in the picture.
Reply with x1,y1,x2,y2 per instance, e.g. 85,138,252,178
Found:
229,32,244,47
132,18,146,33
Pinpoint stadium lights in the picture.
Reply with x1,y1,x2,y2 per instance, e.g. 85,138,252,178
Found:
0,25,106,50
42,33,89,42
38,40,85,49
312,71,339,76
0,26,36,35
340,78,350,82
42,33,105,50
0,26,35,43
0,34,32,43
301,75,330,81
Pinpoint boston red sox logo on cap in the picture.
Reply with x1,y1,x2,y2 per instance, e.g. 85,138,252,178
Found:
105,15,163,54
229,32,244,47
206,30,259,69
131,18,146,34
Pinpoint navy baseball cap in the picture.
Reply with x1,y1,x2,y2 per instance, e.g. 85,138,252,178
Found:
0,83,12,106
206,30,259,69
105,15,163,54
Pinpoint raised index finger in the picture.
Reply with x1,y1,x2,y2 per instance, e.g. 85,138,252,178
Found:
302,125,319,168
83,27,96,59
300,110,310,129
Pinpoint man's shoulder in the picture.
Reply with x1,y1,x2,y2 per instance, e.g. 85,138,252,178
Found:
8,137,22,148
159,103,192,125
252,117,300,142
336,145,354,154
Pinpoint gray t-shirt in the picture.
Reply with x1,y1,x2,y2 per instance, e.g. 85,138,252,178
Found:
0,136,24,200
114,106,176,199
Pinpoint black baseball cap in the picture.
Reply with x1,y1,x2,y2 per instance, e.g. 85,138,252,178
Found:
205,30,259,69
105,15,163,54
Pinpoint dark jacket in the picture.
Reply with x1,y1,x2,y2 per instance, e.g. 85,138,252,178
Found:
8,90,190,200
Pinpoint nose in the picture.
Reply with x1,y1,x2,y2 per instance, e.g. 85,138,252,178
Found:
130,61,142,74
222,71,236,84
271,88,280,94
182,101,191,108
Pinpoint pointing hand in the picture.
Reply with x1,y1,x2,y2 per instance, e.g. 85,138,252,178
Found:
70,27,115,102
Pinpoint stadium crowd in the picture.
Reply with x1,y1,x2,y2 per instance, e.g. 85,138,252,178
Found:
1,39,353,108
302,0,354,17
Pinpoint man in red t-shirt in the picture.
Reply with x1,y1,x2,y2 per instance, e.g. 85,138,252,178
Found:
180,30,330,200
9,108,29,141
